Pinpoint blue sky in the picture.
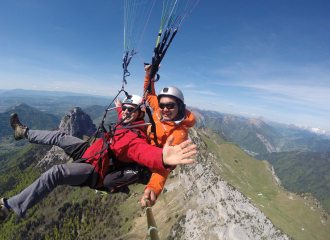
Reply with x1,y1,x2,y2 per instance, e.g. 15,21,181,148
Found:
1,0,330,130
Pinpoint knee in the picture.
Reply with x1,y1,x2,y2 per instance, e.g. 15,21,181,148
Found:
59,131,68,137
41,165,64,185
53,131,68,139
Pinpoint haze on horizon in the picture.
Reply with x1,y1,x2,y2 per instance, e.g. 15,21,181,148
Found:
0,0,329,130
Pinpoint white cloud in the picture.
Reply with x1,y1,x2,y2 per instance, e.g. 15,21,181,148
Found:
186,90,219,96
182,83,196,88
209,60,330,111
212,60,330,86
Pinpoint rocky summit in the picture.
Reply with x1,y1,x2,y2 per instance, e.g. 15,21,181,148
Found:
59,107,96,139
37,107,96,169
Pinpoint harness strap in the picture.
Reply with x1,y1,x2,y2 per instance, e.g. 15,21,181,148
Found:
106,128,145,171
146,107,160,147
130,129,141,138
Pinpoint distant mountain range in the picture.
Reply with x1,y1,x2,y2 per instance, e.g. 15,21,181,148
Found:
294,124,330,138
189,107,330,155
0,103,118,141
0,88,108,98
0,89,114,117
0,103,60,137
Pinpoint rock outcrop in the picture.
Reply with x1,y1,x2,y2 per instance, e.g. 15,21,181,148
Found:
37,107,96,169
190,109,206,127
256,133,276,153
59,107,96,139
164,128,289,239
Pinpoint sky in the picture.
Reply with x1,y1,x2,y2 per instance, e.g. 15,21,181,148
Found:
0,0,330,130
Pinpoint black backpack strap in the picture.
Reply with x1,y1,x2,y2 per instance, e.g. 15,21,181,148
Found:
145,107,160,147
130,128,141,138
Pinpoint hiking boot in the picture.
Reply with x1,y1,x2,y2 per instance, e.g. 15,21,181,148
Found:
10,113,28,140
0,198,10,224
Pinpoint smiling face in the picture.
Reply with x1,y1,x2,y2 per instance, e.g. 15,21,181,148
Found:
159,96,179,121
121,103,140,123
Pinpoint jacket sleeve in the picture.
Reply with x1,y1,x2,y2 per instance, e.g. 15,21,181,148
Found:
146,169,171,198
145,127,189,197
143,74,159,112
117,107,122,121
119,135,166,170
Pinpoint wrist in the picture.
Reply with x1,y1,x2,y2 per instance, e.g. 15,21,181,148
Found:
162,155,172,169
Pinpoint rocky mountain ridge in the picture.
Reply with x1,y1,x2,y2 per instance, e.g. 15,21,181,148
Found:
37,107,96,170
162,128,290,239
189,107,330,155
125,126,330,239
294,124,330,138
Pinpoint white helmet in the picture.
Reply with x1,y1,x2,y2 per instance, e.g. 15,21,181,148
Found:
158,86,184,103
123,94,142,105
122,94,146,113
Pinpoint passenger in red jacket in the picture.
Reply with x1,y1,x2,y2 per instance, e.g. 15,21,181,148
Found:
0,95,197,222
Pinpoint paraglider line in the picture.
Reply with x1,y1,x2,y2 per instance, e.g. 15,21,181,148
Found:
137,52,145,63
178,0,199,30
172,0,194,27
137,0,156,51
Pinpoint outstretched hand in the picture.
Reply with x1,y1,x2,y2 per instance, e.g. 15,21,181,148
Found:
145,64,161,76
162,135,197,167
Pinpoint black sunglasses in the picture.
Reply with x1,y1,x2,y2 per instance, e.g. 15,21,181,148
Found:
159,102,176,109
122,105,136,112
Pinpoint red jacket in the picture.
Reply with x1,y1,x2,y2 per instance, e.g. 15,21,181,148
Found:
144,75,196,197
82,108,164,187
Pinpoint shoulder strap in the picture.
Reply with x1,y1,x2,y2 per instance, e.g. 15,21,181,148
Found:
130,128,141,138
146,107,160,147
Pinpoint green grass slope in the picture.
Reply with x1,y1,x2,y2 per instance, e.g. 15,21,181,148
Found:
199,128,330,240
257,151,330,213
0,141,147,239
0,103,60,154
0,103,60,137
0,144,51,197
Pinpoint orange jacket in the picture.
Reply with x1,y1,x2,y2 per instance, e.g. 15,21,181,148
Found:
143,75,196,197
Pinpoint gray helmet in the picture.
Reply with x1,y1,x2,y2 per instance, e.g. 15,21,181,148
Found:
158,86,184,103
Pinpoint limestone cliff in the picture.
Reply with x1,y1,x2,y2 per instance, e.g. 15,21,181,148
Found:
58,107,96,139
37,107,96,169
163,128,289,239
